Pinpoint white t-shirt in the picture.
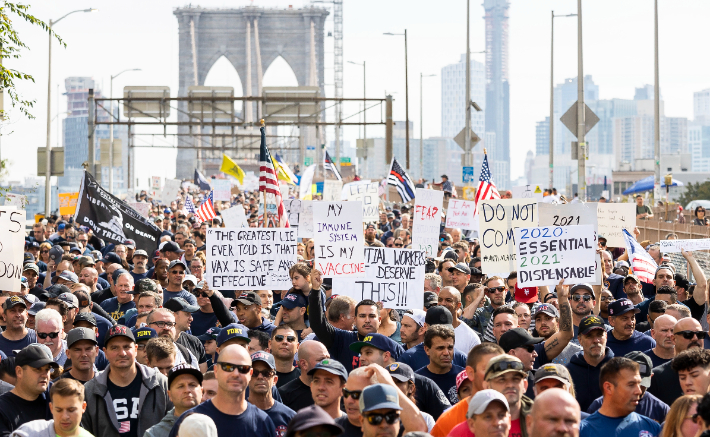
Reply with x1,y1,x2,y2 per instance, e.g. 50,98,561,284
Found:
454,321,481,355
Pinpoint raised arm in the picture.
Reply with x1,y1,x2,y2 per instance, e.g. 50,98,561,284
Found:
365,364,428,432
684,249,708,307
542,279,573,360
307,269,337,348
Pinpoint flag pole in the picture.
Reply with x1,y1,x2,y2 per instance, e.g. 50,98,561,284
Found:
261,119,268,229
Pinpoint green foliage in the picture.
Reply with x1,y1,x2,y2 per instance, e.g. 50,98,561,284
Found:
0,1,64,120
677,180,710,207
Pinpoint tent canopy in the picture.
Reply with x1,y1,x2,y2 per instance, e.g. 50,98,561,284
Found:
622,175,684,195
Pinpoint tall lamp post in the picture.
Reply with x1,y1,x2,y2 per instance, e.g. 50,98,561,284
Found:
383,31,409,169
549,11,577,190
44,8,97,216
420,73,435,180
109,68,141,194
653,0,661,202
347,60,366,159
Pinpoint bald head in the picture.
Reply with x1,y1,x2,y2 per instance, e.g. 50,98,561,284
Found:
653,314,677,330
297,340,330,375
674,317,704,353
527,388,580,437
219,344,252,365
675,317,702,333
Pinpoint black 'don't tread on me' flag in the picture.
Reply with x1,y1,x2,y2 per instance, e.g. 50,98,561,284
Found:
74,171,161,254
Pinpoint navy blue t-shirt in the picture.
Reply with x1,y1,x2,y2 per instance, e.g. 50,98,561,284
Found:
0,330,37,358
586,391,669,423
99,298,136,322
415,364,464,405
399,343,467,371
643,348,671,369
190,311,220,337
168,400,276,437
579,411,661,437
93,313,114,349
128,270,149,283
533,342,549,368
605,330,656,357
262,401,296,437
163,289,197,306
97,277,110,290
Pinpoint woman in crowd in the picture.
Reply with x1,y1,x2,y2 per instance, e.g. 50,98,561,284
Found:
661,394,703,437
693,206,709,226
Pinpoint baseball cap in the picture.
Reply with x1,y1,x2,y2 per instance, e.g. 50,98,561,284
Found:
625,351,653,388
135,327,158,343
69,247,82,254
424,291,438,309
280,293,307,310
365,224,376,230
439,250,458,263
3,296,26,310
58,223,66,231
469,266,482,276
466,389,509,418
425,306,453,327
48,246,64,263
386,362,414,383
168,259,188,271
57,292,79,309
285,405,343,437
164,297,199,313
15,344,59,369
607,298,641,317
498,328,544,353
168,363,203,388
53,271,78,284
402,309,426,327
484,354,526,381
73,290,92,308
570,283,594,295
162,241,185,254
136,278,159,293
73,312,97,327
133,249,149,258
533,303,559,319
448,263,471,275
197,327,222,343
675,274,690,290
578,315,606,336
66,327,98,348
182,275,198,286
123,239,136,249
534,364,572,386
615,260,630,269
23,253,35,264
233,291,262,307
77,256,95,267
216,323,250,347
359,384,401,413
543,292,558,303
307,358,348,381
514,283,538,303
350,333,401,359
104,325,136,346
101,252,122,265
251,351,276,370
111,269,129,284
28,301,46,316
456,370,469,393
624,274,641,284
23,263,39,275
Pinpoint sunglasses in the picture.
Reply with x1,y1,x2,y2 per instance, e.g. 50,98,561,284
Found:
40,250,49,254
600,296,614,302
342,388,362,400
521,344,536,353
485,360,525,378
170,270,185,275
487,286,506,294
675,330,708,340
395,244,403,247
38,332,60,339
216,362,252,374
193,292,209,298
364,412,400,426
252,369,275,378
571,295,593,302
274,335,297,343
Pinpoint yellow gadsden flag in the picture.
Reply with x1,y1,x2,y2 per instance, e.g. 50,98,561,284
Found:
220,154,245,185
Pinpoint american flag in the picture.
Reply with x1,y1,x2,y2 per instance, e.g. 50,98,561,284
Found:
118,421,131,434
387,157,416,202
184,196,198,219
474,154,501,209
323,150,342,181
623,229,657,283
195,191,217,223
259,126,289,227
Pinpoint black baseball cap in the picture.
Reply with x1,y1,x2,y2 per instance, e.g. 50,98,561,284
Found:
15,344,59,369
168,259,188,271
424,291,438,309
307,358,348,382
101,252,122,265
578,315,606,336
448,263,471,275
607,298,641,317
233,291,262,307
251,351,276,370
285,405,343,437
3,296,26,310
625,351,653,388
425,306,453,327
197,327,222,343
66,327,98,348
168,363,203,388
73,312,97,327
48,246,64,263
104,325,136,346
350,333,401,359
386,362,415,382
164,297,199,313
499,328,543,352
570,283,594,296
162,241,185,254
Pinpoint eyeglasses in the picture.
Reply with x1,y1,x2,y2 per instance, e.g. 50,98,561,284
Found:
600,296,614,302
571,295,593,302
364,412,400,425
252,369,275,378
170,270,185,275
675,330,708,340
487,286,506,294
274,334,297,343
149,321,176,329
485,360,525,378
216,362,252,374
38,332,60,339
342,388,362,400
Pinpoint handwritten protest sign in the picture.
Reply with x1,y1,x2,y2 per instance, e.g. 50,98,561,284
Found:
597,203,636,247
284,199,313,238
128,202,150,218
161,179,182,204
220,206,248,228
660,239,710,253
332,247,426,309
212,179,231,201
515,225,597,287
0,207,26,291
445,199,477,230
58,192,79,216
313,201,365,277
412,189,444,257
206,228,297,290
323,180,343,201
511,184,544,201
478,199,538,274
538,202,598,231
343,180,380,223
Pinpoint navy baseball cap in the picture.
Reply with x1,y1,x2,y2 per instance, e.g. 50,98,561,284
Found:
73,312,97,327
102,252,122,265
386,362,415,383
359,384,401,413
307,358,348,381
578,315,606,336
285,405,343,437
197,327,222,343
251,351,276,370
281,293,307,310
216,323,250,347
350,333,401,360
607,298,641,317
135,327,158,343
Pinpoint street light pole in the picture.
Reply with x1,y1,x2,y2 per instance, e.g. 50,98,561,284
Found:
384,30,410,169
420,73,435,179
44,8,97,216
654,0,661,202
464,0,471,168
576,0,586,201
109,68,141,194
348,60,366,164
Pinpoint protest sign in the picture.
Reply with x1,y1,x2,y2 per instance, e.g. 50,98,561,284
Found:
343,180,380,223
58,192,79,216
206,228,297,290
538,202,598,231
412,189,444,257
660,238,710,253
332,247,426,309
4,193,25,209
323,180,343,201
128,202,150,218
75,172,162,253
151,176,161,190
511,184,544,201
220,206,248,228
161,179,182,204
0,207,26,291
478,199,538,274
313,201,365,277
445,199,476,230
284,199,313,238
515,225,597,287
597,203,636,247
212,179,231,201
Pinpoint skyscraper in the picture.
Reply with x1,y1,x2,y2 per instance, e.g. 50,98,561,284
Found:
483,0,510,189
440,54,486,139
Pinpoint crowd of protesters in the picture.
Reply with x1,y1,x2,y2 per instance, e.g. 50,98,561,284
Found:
3,186,710,437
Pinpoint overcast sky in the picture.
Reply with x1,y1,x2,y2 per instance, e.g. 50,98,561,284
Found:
4,0,710,187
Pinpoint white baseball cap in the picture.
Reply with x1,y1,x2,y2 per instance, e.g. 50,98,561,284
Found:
467,389,509,418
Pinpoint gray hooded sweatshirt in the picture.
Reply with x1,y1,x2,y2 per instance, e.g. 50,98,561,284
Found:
10,420,56,437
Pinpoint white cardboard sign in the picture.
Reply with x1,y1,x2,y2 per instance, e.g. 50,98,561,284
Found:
313,201,365,277
597,203,636,247
344,180,380,224
478,199,538,274
511,184,544,201
212,179,232,201
411,189,444,257
660,239,710,253
0,207,26,291
284,199,314,238
538,202,598,231
323,180,343,202
445,199,477,230
161,179,182,204
220,206,248,228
